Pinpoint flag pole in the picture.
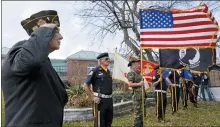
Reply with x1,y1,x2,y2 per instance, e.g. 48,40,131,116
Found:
141,49,145,126
174,71,178,111
160,67,165,124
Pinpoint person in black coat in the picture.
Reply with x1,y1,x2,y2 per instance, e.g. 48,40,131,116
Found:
192,73,201,105
2,10,68,127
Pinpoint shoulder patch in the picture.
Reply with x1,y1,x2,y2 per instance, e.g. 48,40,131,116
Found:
89,71,94,76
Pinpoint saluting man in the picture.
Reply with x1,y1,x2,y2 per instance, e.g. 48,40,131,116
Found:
2,10,68,127
83,53,113,127
126,57,144,127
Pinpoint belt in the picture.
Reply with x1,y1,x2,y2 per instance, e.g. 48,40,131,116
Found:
93,92,112,98
155,90,167,93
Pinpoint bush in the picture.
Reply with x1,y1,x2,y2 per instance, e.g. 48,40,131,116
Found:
65,85,92,108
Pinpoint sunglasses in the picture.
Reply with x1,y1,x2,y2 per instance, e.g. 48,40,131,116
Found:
103,57,110,61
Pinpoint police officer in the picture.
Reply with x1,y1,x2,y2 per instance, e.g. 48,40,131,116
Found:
83,53,113,127
126,57,144,127
153,66,167,123
166,70,180,114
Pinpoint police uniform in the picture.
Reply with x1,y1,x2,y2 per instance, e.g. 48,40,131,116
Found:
85,53,113,127
153,68,167,122
167,70,180,113
126,57,143,127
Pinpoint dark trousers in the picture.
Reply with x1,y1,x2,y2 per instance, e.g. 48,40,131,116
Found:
93,98,113,127
194,86,199,102
155,92,167,120
170,86,180,113
182,83,196,108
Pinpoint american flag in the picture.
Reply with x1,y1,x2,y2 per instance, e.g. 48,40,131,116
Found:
139,4,219,48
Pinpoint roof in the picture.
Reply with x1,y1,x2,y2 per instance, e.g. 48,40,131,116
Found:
50,59,67,72
50,59,66,66
67,50,114,60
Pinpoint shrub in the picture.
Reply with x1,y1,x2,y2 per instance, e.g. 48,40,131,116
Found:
65,85,92,108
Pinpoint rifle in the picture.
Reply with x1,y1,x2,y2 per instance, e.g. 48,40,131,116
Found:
94,89,100,127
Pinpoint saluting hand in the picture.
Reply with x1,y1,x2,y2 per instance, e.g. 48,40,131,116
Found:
40,23,57,28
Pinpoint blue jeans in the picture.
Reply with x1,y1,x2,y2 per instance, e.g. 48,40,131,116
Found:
201,85,213,101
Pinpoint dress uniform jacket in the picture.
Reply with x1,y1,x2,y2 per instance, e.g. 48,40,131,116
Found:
2,27,68,127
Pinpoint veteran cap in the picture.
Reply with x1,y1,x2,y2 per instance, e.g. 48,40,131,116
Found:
21,10,60,36
128,56,140,67
97,52,109,59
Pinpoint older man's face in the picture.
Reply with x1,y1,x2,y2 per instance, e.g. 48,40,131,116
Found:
49,27,63,50
100,57,110,66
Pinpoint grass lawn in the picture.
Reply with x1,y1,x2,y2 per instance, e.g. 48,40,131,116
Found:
2,95,220,126
63,101,220,127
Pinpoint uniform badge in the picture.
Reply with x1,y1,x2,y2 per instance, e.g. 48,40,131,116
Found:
98,73,103,76
153,76,156,80
37,19,47,26
89,71,94,76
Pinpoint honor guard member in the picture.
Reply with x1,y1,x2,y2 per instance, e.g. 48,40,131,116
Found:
180,69,196,109
2,10,68,127
166,70,180,114
152,66,168,123
126,57,144,127
83,53,113,127
192,73,201,107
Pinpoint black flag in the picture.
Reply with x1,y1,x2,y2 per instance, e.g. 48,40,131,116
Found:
159,48,216,72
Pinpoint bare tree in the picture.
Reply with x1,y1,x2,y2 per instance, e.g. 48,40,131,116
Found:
72,0,220,62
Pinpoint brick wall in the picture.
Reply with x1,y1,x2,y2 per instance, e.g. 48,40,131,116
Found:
67,59,114,86
209,70,220,87
67,59,97,86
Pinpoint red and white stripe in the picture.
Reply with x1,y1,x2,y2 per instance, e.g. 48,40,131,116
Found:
140,4,219,48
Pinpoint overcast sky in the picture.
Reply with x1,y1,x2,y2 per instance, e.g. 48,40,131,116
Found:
2,1,123,59
2,1,220,59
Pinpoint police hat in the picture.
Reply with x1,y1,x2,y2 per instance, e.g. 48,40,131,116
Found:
21,10,60,36
128,57,140,67
97,52,109,59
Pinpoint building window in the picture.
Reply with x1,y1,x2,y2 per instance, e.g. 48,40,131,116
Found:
53,66,67,77
87,63,97,74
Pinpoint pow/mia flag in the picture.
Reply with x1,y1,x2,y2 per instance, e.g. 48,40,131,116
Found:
159,48,216,72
